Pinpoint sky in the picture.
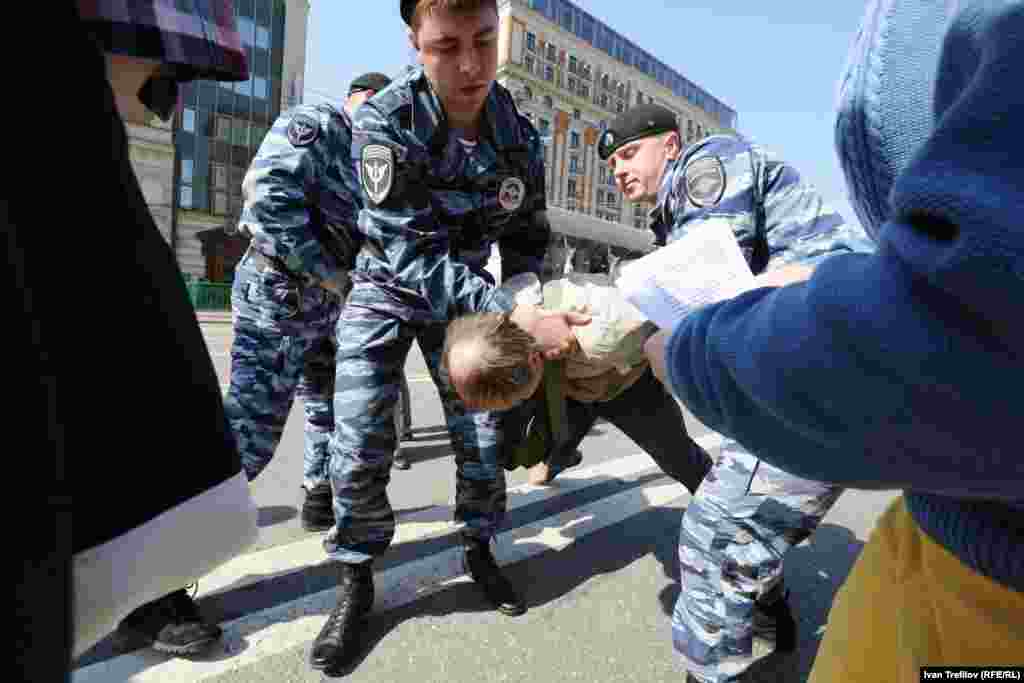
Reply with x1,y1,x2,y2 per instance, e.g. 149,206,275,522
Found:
303,1,870,226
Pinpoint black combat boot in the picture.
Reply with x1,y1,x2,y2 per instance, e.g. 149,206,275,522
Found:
462,536,526,616
392,448,411,470
301,483,335,532
309,562,374,671
753,590,797,653
115,586,222,655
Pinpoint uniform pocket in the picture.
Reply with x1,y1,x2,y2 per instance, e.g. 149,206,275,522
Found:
249,269,300,321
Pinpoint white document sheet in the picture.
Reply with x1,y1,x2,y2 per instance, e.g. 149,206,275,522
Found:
616,219,757,329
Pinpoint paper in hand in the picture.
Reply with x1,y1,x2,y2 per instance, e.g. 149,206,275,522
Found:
616,219,757,329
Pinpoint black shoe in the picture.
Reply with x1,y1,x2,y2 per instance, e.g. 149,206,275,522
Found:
546,449,583,483
309,562,374,671
392,450,411,470
753,590,797,653
301,483,335,532
115,586,222,656
462,537,526,616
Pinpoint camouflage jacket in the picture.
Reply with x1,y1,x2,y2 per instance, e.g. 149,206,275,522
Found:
350,65,550,321
239,103,362,291
650,135,873,270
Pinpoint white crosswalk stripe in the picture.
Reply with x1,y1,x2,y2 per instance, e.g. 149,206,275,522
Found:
72,433,726,683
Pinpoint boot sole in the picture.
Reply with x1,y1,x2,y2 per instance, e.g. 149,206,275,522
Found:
301,519,335,532
151,635,219,656
462,556,527,617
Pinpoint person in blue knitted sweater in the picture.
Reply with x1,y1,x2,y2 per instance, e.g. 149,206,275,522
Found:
644,1,1024,679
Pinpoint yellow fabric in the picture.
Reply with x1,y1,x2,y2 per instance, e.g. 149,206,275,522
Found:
809,496,1024,683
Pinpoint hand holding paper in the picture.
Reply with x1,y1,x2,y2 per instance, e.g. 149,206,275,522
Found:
616,219,758,330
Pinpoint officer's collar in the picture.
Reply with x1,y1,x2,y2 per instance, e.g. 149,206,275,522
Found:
653,154,685,227
409,66,520,152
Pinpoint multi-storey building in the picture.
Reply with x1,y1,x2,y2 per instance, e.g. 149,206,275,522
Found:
122,0,310,284
495,0,738,273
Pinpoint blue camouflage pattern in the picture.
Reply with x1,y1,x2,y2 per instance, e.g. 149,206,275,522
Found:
348,65,549,321
651,134,874,269
674,445,843,682
224,250,342,486
226,102,363,488
654,134,857,682
325,66,549,565
239,103,362,293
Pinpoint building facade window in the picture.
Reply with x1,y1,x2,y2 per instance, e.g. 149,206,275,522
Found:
567,179,577,196
568,55,577,73
173,0,287,227
526,31,536,51
544,65,554,82
213,191,229,215
601,93,609,108
568,76,576,92
616,100,624,113
570,131,580,148
569,155,579,172
579,83,589,98
547,43,556,61
543,94,553,108
524,54,534,73
232,120,250,148
573,108,581,120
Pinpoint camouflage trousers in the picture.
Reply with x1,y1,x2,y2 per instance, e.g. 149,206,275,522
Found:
673,441,843,683
224,250,342,488
324,282,507,565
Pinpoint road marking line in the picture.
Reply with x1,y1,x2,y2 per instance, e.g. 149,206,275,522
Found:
191,433,724,600
71,477,691,683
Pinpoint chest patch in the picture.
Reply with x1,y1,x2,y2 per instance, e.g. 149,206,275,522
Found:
286,113,320,147
498,177,526,211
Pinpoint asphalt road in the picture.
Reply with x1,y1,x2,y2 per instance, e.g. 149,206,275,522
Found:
71,320,897,683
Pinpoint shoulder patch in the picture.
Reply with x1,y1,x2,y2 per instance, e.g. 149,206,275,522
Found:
287,113,320,147
683,156,726,208
360,144,394,205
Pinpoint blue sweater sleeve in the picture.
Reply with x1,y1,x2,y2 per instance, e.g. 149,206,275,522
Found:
664,239,1023,503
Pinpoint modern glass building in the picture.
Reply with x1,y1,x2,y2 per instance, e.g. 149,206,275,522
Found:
175,0,286,220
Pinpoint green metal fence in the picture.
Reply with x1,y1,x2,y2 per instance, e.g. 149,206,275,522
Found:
187,280,232,310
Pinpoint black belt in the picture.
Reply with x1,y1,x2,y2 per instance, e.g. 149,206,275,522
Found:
246,249,306,285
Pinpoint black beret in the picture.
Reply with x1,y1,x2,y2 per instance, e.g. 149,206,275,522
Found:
349,72,392,95
597,103,679,161
401,0,417,25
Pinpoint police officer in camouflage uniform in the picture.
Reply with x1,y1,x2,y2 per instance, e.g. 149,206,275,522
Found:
74,0,256,658
225,73,399,534
598,104,873,683
308,0,588,672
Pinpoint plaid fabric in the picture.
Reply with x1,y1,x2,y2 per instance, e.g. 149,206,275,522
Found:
77,0,248,82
